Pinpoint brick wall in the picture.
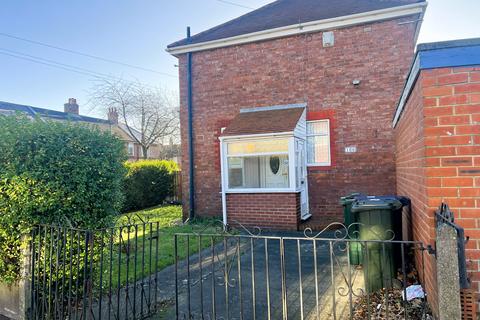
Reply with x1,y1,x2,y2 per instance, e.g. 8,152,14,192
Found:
177,16,419,226
394,72,435,310
396,65,480,314
226,193,300,230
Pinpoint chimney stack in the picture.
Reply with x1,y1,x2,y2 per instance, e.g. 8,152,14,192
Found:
107,107,119,124
64,98,79,114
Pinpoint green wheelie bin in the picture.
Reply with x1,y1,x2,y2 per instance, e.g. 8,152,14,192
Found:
340,193,363,265
351,198,402,293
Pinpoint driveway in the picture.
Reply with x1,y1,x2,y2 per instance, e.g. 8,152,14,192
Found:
164,231,365,319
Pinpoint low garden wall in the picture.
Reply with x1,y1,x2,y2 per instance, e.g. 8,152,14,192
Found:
226,192,301,230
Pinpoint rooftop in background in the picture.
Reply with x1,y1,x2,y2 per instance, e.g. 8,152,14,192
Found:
0,101,110,124
221,104,305,137
168,0,426,50
393,37,480,126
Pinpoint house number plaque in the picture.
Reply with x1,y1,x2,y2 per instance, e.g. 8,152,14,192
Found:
345,146,357,153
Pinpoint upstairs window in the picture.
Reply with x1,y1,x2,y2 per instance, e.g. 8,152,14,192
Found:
306,120,331,166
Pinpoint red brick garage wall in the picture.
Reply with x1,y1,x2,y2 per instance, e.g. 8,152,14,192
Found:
395,73,435,311
226,193,300,230
177,16,419,225
396,65,480,315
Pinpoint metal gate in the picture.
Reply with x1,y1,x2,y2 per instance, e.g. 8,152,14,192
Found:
173,223,433,320
30,222,163,320
29,221,434,320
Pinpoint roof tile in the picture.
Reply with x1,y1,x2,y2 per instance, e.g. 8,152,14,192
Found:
168,0,425,48
221,106,304,136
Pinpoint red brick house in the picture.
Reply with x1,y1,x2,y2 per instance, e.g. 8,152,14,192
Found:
394,38,480,314
0,99,166,161
167,0,427,229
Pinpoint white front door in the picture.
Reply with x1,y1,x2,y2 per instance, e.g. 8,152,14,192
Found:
296,140,310,219
263,155,289,188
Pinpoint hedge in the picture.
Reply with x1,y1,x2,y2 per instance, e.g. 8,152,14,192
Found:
123,160,179,212
0,115,126,283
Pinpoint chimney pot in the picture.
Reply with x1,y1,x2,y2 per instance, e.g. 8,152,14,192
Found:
108,107,119,124
64,98,79,115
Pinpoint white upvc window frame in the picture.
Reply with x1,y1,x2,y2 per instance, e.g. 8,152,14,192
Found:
306,119,331,167
127,142,135,157
220,133,297,193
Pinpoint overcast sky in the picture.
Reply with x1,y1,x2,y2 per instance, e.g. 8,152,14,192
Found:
0,0,479,118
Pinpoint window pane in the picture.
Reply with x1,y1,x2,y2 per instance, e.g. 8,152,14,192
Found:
307,121,329,135
228,157,243,188
227,139,288,155
128,143,134,156
307,136,330,164
227,155,289,189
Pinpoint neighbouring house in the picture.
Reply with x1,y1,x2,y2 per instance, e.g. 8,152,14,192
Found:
0,98,164,161
394,38,480,315
167,0,427,229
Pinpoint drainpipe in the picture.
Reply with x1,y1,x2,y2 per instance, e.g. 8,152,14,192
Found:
186,27,195,220
219,137,227,228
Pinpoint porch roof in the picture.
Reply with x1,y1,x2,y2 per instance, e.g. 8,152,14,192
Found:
221,103,305,137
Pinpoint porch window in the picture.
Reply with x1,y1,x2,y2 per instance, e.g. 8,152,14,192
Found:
226,139,290,190
306,120,331,166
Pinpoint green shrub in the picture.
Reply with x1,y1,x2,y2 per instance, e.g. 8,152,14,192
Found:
0,115,126,283
123,160,179,212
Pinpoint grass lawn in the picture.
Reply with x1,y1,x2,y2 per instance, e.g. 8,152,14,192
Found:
97,205,222,289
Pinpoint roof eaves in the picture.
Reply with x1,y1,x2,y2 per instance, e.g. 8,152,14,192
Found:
118,123,143,141
0,101,110,124
240,102,306,113
220,131,294,140
167,0,278,49
166,2,427,55
417,38,480,52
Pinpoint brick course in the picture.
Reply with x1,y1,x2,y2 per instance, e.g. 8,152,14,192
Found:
226,193,300,230
396,65,480,315
177,16,419,229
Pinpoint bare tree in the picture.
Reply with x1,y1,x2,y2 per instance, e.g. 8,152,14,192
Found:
90,79,179,159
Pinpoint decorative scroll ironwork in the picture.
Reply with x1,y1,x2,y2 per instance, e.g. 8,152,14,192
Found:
185,218,262,237
303,221,396,241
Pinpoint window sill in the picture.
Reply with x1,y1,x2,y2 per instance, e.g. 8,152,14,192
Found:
225,189,299,194
307,165,333,171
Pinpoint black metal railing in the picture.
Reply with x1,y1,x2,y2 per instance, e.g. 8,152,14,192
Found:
30,222,163,320
174,223,433,320
171,171,182,204
29,220,433,319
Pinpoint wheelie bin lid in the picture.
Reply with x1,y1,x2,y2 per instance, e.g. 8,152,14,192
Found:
340,193,364,205
351,198,402,213
353,195,410,207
